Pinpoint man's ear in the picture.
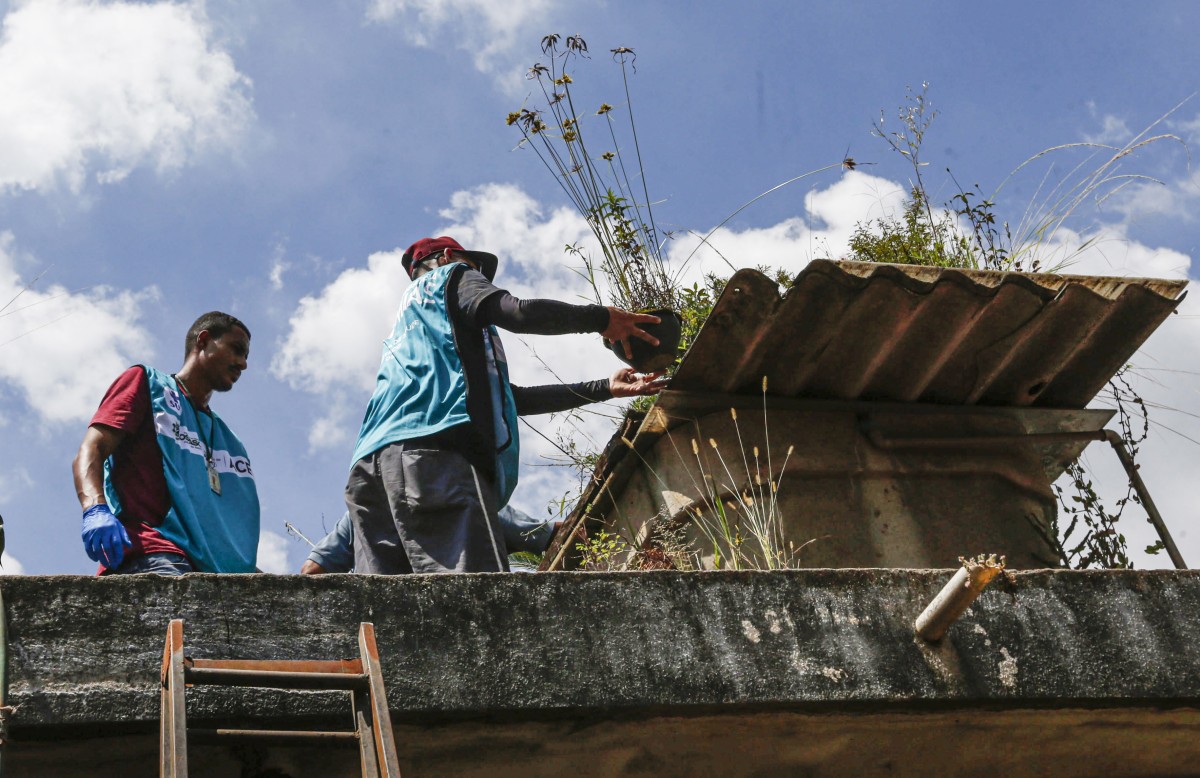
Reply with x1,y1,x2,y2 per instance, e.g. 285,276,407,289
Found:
436,248,454,267
195,330,212,352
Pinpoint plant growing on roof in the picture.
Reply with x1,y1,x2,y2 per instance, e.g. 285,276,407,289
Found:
669,377,817,571
575,528,630,571
855,83,1187,274
615,377,815,572
508,35,677,314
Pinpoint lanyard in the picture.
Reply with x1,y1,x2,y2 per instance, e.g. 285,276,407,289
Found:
172,374,221,495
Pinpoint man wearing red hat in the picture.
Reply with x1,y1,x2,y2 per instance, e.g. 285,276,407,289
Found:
345,236,664,574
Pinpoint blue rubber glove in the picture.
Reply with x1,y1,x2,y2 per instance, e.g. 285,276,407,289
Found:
81,504,131,568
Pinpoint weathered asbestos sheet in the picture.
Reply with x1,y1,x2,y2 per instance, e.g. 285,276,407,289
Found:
673,260,1187,408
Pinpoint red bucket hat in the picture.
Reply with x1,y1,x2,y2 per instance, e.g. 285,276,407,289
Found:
401,236,499,281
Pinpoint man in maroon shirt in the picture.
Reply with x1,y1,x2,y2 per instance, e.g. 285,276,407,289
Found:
72,311,252,574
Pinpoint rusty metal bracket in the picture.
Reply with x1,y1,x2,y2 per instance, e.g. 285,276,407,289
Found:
915,555,1007,641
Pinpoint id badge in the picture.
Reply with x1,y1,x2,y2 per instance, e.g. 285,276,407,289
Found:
208,461,222,495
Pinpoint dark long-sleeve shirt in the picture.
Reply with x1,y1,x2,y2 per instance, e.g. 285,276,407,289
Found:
457,272,614,414
420,265,615,477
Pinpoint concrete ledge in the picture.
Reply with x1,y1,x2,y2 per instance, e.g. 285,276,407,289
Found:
4,569,1200,731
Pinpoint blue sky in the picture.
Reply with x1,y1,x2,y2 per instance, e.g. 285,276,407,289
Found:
1,0,1199,575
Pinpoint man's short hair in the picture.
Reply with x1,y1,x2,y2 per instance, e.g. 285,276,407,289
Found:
184,312,251,358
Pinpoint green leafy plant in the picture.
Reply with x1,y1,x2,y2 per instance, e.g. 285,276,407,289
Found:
847,187,971,268
509,551,544,572
575,528,630,571
626,377,814,572
567,378,812,573
1037,365,1151,568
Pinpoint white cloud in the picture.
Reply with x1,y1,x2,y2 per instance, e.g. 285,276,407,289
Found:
0,232,158,424
0,0,254,194
1101,166,1200,226
256,529,291,574
1083,114,1132,146
0,552,26,575
436,183,594,298
1044,223,1191,279
271,247,412,452
1170,112,1200,142
306,398,357,451
666,170,906,281
268,240,290,291
365,0,557,74
272,248,412,396
1061,105,1200,227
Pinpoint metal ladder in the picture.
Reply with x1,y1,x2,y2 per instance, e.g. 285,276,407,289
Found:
160,619,401,777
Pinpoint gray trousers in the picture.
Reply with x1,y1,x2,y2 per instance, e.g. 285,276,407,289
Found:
345,441,509,574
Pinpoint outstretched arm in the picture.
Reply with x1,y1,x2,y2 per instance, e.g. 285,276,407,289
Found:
512,369,668,416
301,513,355,574
476,291,610,335
463,270,662,358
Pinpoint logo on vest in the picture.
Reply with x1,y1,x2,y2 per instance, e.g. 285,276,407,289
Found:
213,451,255,479
164,386,183,415
171,420,202,451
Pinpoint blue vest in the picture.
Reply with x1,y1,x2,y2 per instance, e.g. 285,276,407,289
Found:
351,263,521,505
105,366,260,573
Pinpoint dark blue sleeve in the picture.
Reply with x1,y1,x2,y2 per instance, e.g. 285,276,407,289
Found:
307,513,354,572
498,504,560,554
454,267,610,334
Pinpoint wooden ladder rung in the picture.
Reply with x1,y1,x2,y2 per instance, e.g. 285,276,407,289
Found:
184,666,371,691
188,728,361,747
190,658,364,674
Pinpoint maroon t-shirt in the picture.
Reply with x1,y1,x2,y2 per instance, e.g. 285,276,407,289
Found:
90,366,187,570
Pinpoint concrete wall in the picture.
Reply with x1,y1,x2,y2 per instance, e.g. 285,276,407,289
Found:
2,570,1200,775
605,405,1095,569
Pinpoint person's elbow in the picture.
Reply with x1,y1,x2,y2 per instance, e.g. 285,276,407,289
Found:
76,426,124,466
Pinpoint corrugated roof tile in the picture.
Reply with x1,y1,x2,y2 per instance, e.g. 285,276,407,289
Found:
672,260,1187,408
